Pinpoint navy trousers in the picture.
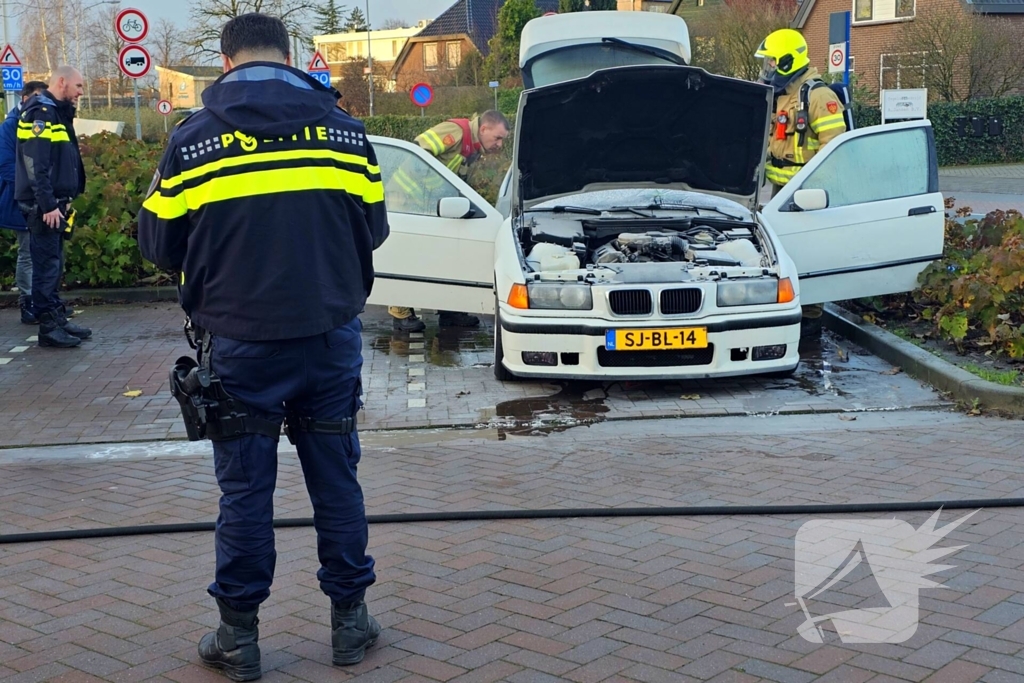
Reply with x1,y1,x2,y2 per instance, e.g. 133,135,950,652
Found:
208,317,375,612
27,221,64,315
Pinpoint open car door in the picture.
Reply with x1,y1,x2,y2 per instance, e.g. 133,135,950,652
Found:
369,136,503,315
761,120,945,306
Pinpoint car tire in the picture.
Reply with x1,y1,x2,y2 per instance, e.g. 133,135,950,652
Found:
493,300,518,382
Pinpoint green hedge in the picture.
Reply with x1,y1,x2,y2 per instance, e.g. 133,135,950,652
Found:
852,96,1024,166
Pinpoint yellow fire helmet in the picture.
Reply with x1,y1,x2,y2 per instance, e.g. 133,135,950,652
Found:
755,28,810,84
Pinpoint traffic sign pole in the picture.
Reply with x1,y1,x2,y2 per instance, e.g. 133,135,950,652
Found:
844,10,851,87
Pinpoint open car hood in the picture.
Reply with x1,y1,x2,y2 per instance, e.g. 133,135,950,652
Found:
513,65,774,212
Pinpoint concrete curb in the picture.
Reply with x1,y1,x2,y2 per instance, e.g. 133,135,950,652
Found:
0,286,178,305
825,303,1024,416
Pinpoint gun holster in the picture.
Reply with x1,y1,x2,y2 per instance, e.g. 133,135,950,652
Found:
169,326,282,442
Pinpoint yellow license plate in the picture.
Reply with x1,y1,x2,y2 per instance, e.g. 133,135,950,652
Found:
606,328,708,351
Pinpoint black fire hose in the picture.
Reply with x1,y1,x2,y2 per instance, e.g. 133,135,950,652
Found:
2,498,1021,545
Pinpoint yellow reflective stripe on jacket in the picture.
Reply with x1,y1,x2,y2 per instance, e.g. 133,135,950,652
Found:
391,167,420,196
765,164,799,186
17,121,71,143
446,155,463,172
159,149,380,190
144,165,384,221
419,130,445,155
811,113,845,134
792,136,804,165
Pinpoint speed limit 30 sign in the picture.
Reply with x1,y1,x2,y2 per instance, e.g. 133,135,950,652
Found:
828,42,846,74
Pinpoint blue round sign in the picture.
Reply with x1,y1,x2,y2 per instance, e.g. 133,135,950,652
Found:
409,82,434,108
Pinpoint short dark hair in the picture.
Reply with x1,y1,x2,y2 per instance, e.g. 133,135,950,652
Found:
21,81,46,99
480,110,510,131
220,13,290,60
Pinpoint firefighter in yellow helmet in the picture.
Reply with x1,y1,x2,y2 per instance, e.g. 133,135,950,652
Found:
756,28,846,336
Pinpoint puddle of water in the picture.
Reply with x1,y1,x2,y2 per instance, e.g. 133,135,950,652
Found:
762,332,853,398
493,381,611,437
368,323,494,368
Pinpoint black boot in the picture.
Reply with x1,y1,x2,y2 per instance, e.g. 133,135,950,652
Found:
331,599,380,666
438,311,480,328
198,599,261,681
20,297,37,325
392,310,426,333
38,311,81,348
57,309,91,339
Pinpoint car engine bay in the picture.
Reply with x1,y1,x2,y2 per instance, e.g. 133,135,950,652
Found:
518,213,774,283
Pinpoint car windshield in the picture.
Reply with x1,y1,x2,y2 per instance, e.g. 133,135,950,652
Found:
524,43,682,89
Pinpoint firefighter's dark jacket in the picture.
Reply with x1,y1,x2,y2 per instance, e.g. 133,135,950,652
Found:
139,62,390,341
15,91,85,214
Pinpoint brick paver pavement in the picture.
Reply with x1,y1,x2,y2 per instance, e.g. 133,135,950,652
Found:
2,411,1023,682
0,303,945,448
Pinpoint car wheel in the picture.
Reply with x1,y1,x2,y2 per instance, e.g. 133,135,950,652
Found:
493,299,518,382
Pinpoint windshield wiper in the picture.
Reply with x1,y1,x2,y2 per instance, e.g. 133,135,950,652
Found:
529,205,603,216
600,37,686,65
620,203,745,220
608,206,656,218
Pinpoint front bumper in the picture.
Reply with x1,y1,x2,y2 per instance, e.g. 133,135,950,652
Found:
498,308,802,380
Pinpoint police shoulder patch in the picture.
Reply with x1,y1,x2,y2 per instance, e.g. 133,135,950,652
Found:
32,120,45,137
826,101,839,114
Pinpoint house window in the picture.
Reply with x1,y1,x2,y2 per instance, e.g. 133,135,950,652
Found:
325,44,346,62
880,52,935,90
854,0,914,23
446,41,461,69
392,40,399,59
354,41,363,58
424,42,438,70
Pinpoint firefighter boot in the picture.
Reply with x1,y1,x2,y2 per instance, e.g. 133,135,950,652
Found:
438,311,480,328
331,599,381,666
57,309,92,339
198,599,261,681
38,311,81,348
392,308,427,333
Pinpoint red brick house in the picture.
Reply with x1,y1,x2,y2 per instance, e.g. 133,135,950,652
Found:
793,0,1024,97
390,0,559,90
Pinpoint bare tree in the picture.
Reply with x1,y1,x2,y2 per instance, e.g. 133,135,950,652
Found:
892,5,1024,102
84,4,127,107
186,0,317,61
689,0,796,81
378,18,407,30
153,18,191,69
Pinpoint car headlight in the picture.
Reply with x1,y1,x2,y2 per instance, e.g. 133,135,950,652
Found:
527,283,593,310
716,279,780,307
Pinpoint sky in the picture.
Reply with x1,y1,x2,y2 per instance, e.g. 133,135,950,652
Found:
3,0,459,36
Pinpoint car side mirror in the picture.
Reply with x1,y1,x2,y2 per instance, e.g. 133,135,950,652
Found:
792,188,829,212
438,196,473,219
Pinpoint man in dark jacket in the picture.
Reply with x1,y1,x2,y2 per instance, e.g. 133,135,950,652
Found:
0,80,47,324
139,14,388,680
15,66,90,347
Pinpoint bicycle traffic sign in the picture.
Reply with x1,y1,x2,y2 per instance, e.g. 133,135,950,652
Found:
115,8,149,43
118,44,152,79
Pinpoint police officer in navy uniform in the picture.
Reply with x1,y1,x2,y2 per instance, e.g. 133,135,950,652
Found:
15,66,91,348
139,14,388,680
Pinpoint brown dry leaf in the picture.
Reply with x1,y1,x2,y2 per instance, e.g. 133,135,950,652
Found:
881,366,903,376
968,407,982,416
680,394,701,400
123,389,143,398
836,348,849,363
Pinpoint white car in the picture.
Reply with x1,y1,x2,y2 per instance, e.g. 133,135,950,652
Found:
367,22,944,382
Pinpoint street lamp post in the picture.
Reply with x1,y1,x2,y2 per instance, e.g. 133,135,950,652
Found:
366,0,373,117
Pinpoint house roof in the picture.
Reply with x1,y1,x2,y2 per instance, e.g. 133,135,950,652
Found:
160,66,223,79
963,0,1024,12
793,0,1023,27
415,0,559,57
